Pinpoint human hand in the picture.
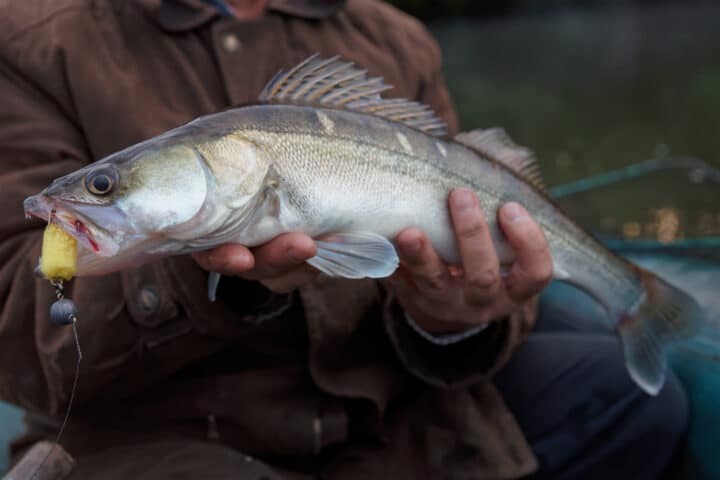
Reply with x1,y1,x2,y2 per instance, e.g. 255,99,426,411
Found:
192,232,319,293
386,188,553,334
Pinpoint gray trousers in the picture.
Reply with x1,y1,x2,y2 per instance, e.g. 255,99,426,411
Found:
493,297,689,480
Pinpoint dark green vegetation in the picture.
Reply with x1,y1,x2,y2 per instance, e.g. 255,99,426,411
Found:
387,0,712,20
426,3,720,240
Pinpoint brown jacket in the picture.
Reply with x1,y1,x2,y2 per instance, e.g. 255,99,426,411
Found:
0,0,537,477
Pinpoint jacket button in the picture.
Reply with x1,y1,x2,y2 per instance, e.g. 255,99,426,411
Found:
138,286,160,314
221,33,241,53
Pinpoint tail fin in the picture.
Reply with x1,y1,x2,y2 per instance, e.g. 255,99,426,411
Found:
673,312,720,359
618,271,707,396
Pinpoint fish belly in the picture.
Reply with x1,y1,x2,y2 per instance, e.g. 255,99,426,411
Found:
267,133,509,265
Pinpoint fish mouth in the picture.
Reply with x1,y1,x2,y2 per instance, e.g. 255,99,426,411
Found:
23,194,119,257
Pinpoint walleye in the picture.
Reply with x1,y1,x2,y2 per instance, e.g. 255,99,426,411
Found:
24,55,714,395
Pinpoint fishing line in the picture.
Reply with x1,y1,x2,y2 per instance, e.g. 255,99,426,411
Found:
29,280,82,480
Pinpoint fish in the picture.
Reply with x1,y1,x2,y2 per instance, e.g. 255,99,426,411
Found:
23,54,716,396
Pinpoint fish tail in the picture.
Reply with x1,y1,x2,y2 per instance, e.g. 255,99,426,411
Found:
618,269,708,396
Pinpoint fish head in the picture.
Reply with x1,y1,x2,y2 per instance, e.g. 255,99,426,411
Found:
24,141,213,275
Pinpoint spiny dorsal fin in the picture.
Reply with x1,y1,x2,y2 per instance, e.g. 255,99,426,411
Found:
258,54,447,137
454,128,545,190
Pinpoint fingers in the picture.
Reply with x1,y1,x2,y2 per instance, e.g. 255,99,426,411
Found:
192,244,254,275
191,233,317,285
396,227,449,298
498,202,553,300
449,188,501,305
260,264,320,293
241,232,316,280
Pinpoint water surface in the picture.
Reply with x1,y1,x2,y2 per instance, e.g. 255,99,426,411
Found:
430,3,720,240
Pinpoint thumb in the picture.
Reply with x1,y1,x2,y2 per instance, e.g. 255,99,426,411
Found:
498,202,553,300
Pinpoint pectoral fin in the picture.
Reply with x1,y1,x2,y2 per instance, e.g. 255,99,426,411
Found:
307,232,399,279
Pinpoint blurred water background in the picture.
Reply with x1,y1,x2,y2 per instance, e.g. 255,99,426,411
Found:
392,0,720,241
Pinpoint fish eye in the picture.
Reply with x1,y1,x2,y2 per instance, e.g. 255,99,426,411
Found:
85,168,117,196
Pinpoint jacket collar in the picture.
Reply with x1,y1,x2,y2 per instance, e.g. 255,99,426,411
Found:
136,0,344,32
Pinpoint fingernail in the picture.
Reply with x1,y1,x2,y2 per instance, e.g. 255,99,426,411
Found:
402,237,422,256
451,189,475,211
229,252,250,269
287,248,302,263
503,202,526,222
288,246,313,263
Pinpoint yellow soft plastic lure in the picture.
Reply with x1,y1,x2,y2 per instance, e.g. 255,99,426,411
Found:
40,223,77,281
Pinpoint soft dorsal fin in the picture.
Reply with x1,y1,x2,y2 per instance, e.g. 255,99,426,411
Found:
454,128,545,189
258,54,448,137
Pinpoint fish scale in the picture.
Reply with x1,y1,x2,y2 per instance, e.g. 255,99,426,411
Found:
244,105,644,314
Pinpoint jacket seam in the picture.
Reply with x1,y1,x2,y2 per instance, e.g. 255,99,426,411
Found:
4,4,90,45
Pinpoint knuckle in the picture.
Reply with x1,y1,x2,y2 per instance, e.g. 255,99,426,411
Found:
508,268,551,300
463,270,500,305
464,288,493,306
434,308,458,324
456,219,486,240
421,271,446,293
466,268,498,291
521,228,549,253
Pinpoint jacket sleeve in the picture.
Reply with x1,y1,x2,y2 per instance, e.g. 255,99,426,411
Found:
384,295,537,388
379,19,538,387
0,31,252,418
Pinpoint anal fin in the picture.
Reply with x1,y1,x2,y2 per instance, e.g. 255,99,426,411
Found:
618,274,704,395
619,322,668,396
